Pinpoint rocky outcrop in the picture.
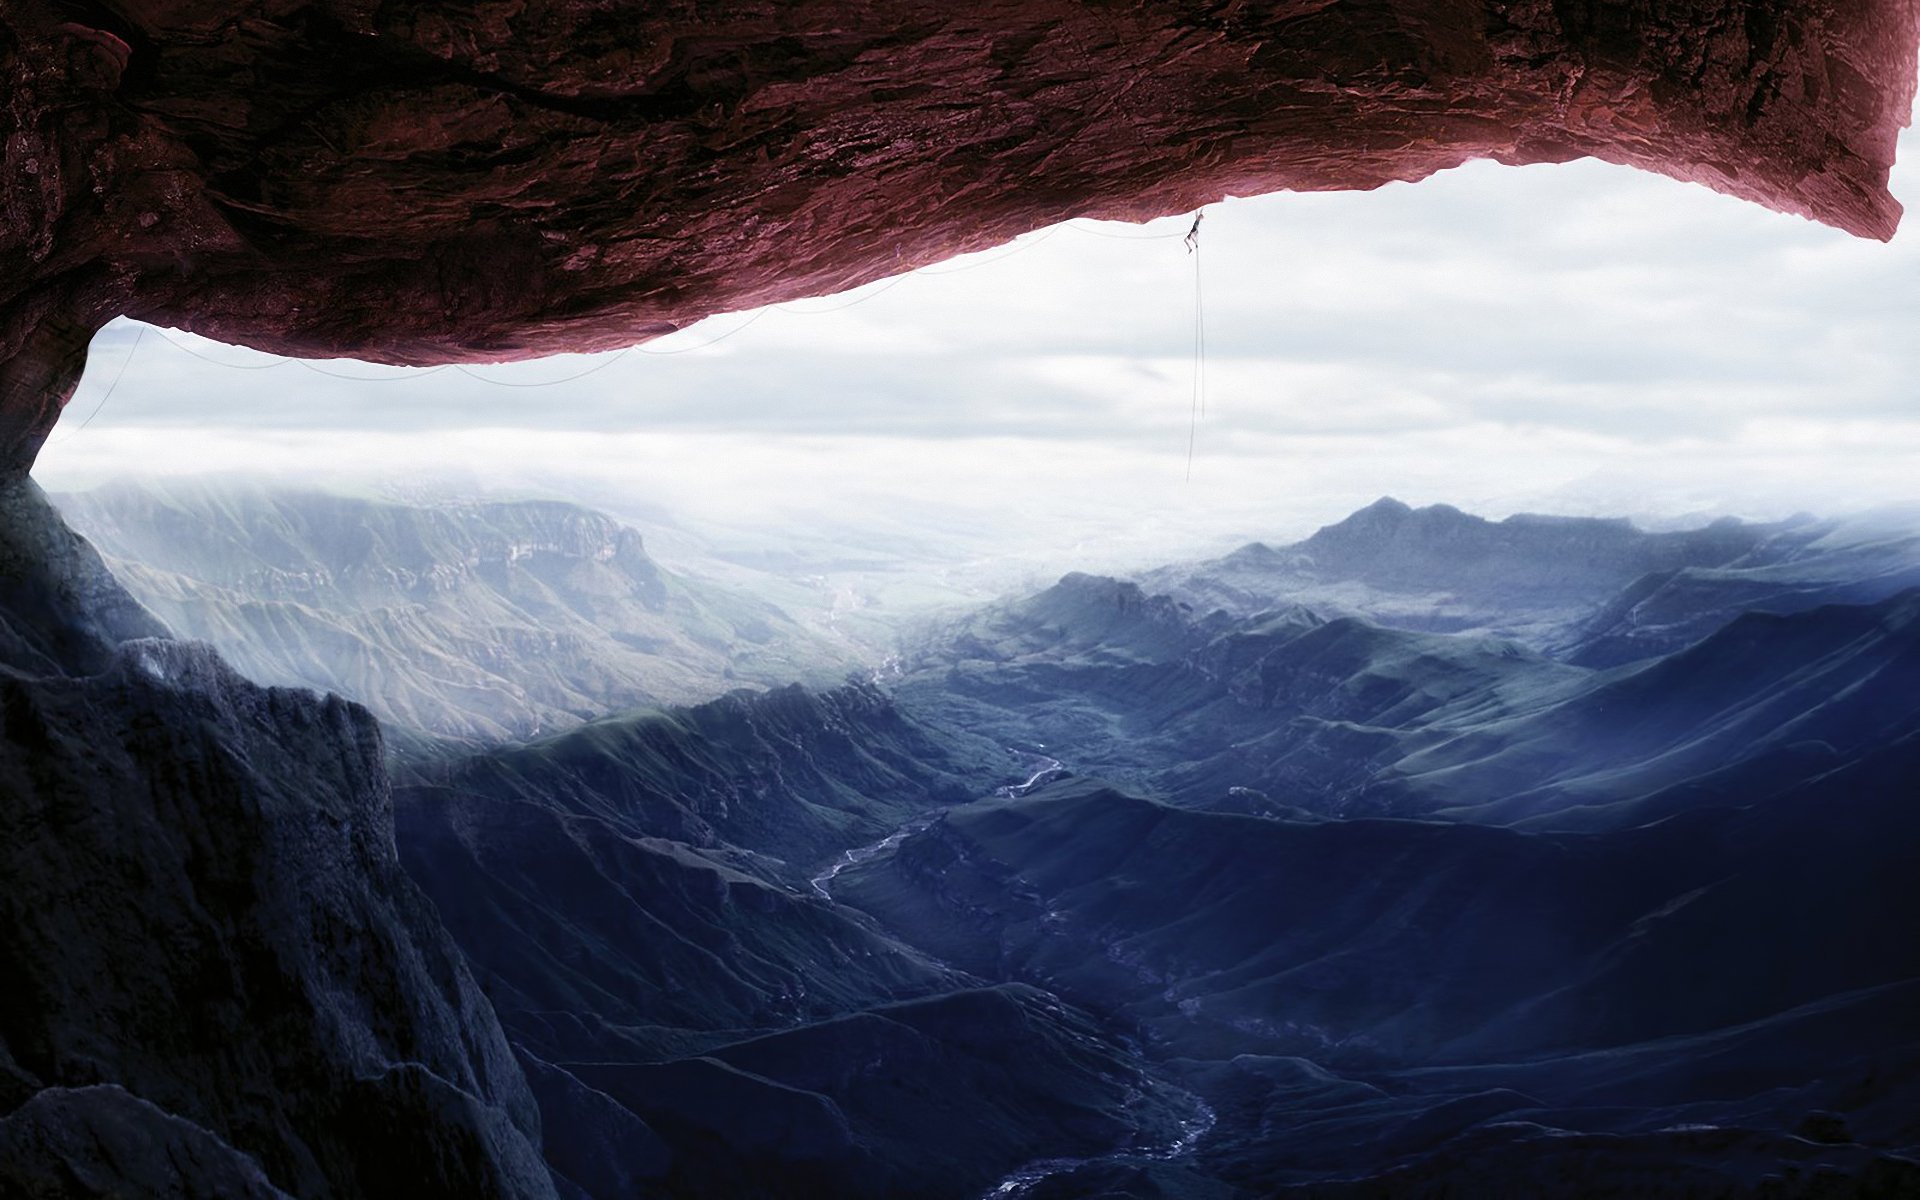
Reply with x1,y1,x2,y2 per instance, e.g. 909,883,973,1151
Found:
0,1086,294,1199
0,478,167,677
4,0,1919,468
0,481,558,1198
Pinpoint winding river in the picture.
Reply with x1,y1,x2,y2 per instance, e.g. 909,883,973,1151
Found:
995,751,1066,798
812,748,1065,901
983,1083,1217,1198
808,814,939,901
810,743,1214,1199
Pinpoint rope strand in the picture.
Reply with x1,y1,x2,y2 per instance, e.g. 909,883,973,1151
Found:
51,327,146,444
295,361,451,381
1185,216,1206,483
454,352,631,386
633,307,773,355
155,329,287,370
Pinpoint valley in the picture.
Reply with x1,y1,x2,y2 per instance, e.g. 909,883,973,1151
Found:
6,485,1919,1197
6,9,1920,1194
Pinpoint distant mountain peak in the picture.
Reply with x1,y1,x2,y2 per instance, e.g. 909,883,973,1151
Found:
1052,571,1150,604
1304,496,1481,549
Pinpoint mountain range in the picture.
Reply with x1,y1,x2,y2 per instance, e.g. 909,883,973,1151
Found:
375,497,1920,1196
5,487,1916,1198
1143,496,1920,665
901,527,1920,831
55,482,861,742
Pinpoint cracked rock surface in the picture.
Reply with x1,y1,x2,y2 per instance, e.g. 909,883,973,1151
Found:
0,479,559,1199
3,0,1918,469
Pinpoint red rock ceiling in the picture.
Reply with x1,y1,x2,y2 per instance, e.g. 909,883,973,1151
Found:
2,0,1917,472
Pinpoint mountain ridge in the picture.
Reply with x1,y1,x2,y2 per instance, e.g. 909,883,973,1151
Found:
56,482,861,742
1146,497,1920,665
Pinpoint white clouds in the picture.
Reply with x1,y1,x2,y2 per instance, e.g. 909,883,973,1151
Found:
34,110,1920,565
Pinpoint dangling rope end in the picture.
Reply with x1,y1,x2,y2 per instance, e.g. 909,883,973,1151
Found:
1183,209,1207,482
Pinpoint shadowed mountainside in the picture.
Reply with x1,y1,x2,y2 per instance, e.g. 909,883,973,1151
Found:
389,679,1203,1197
9,483,1920,1197
391,680,1009,1062
833,752,1920,1195
0,480,556,1198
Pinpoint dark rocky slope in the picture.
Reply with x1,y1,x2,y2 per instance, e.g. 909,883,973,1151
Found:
0,479,557,1198
390,682,1199,1197
561,985,1193,1200
1378,588,1920,826
402,679,1006,867
836,763,1920,1196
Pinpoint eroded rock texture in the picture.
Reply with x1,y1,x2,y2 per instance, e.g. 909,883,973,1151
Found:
2,0,1918,469
0,479,559,1199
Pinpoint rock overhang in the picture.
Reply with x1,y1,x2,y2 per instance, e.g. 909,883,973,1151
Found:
2,0,1917,471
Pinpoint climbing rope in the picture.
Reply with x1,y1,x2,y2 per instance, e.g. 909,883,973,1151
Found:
1185,210,1207,483
636,306,779,352
50,326,146,445
154,329,286,370
452,353,631,386
295,361,451,381
1064,221,1186,241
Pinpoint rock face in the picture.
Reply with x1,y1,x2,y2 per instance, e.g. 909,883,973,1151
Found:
4,0,1919,468
0,479,558,1199
0,1086,295,1199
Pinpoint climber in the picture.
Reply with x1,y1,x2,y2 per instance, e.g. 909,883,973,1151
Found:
1184,211,1203,252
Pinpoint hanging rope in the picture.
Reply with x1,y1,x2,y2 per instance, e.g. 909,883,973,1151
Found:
1185,211,1206,483
155,329,288,370
295,361,451,381
155,329,451,381
50,326,147,445
772,275,915,314
1065,222,1185,241
634,306,776,354
915,227,1063,275
455,351,631,386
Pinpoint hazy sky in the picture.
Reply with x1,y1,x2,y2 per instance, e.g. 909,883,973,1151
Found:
34,104,1920,569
